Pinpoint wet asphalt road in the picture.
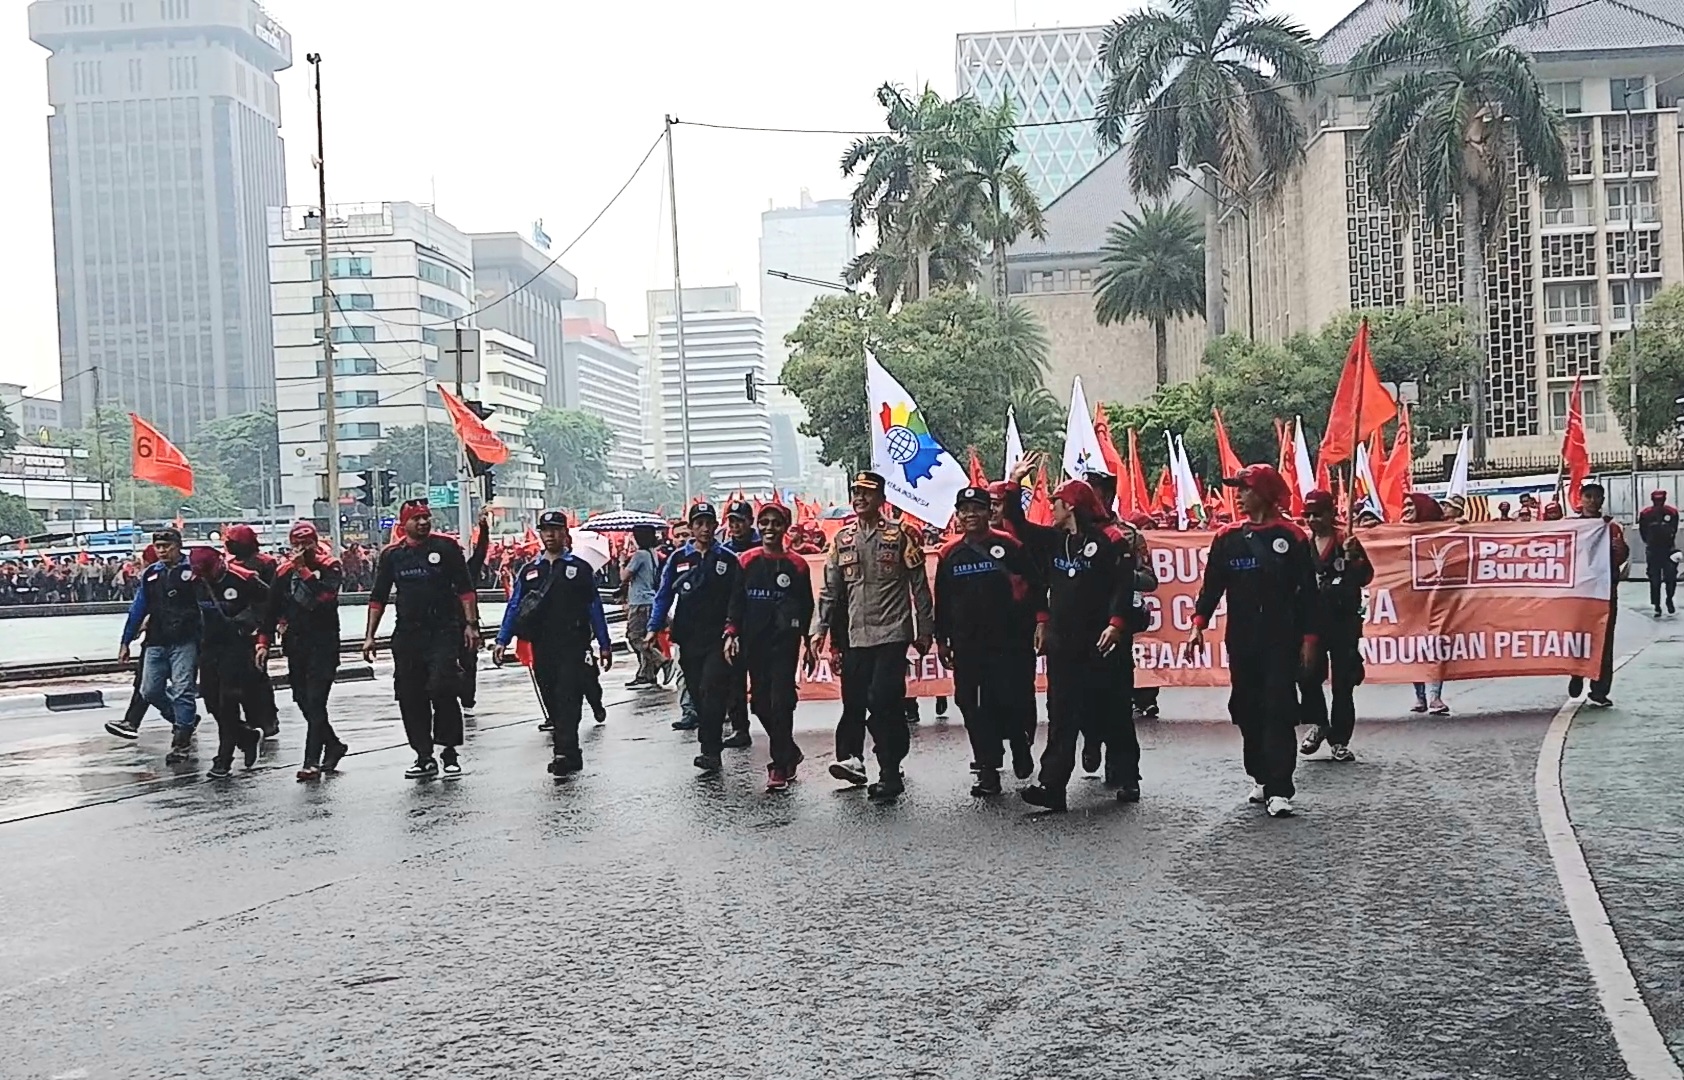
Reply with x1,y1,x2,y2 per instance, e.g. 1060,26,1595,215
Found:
0,600,1671,1080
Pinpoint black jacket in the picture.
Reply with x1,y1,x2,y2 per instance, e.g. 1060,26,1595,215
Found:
726,547,814,650
1194,518,1319,658
1638,503,1680,555
265,551,343,654
1307,530,1373,641
369,535,475,633
933,530,1046,654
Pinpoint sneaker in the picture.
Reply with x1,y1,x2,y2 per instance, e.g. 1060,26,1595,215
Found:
1428,700,1451,716
904,701,921,723
1011,744,1034,781
440,750,462,778
1266,796,1295,817
671,717,699,731
239,728,261,769
659,659,675,686
829,757,868,786
693,753,722,774
721,730,752,750
626,677,654,689
1655,606,1664,618
104,718,140,740
1117,785,1141,803
538,720,555,732
971,768,1002,797
1081,741,1102,776
1019,785,1067,812
766,764,789,791
260,721,280,740
296,765,322,782
1567,676,1585,699
1248,783,1267,804
867,772,904,802
1586,693,1613,708
1143,704,1160,718
1299,725,1326,756
206,762,232,780
592,704,607,724
1329,744,1356,763
322,742,348,773
1409,702,1428,713
404,758,438,780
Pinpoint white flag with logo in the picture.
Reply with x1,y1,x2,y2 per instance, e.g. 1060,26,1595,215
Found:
1293,416,1317,498
1061,376,1106,480
1446,427,1472,499
1004,405,1025,478
866,349,969,521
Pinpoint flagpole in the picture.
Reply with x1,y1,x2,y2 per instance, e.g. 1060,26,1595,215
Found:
1347,318,1367,522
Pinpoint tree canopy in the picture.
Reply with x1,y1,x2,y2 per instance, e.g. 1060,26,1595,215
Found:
1608,284,1684,448
368,423,459,494
190,405,278,511
526,407,615,510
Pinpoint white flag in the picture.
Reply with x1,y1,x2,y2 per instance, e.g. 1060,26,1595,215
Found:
1164,432,1205,530
866,348,969,521
1446,427,1472,499
1292,416,1317,498
1004,405,1025,478
1061,376,1105,480
1353,441,1385,520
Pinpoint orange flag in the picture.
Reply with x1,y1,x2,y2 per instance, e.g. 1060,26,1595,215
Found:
1561,375,1591,512
967,446,987,486
1318,318,1397,465
1367,428,1388,484
1212,407,1243,520
1277,420,1299,510
1124,427,1151,517
1027,465,1053,526
1315,453,1332,494
1378,404,1413,520
1092,403,1125,479
436,384,509,465
129,413,194,496
1154,466,1176,513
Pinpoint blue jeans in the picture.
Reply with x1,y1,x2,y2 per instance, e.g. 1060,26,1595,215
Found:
140,641,199,732
1413,681,1443,705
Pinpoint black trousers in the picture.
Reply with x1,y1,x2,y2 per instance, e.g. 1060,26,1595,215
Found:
952,646,1033,771
727,661,750,734
1297,635,1363,746
1648,555,1677,608
200,651,259,769
1229,647,1299,799
1040,650,1116,791
459,641,480,708
744,635,803,770
836,642,911,771
1593,597,1618,697
533,645,589,757
678,640,731,756
1106,648,1141,783
123,662,161,728
392,627,465,758
583,656,603,716
286,641,341,767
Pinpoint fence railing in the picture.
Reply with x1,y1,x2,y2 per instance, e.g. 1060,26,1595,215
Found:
1411,446,1684,483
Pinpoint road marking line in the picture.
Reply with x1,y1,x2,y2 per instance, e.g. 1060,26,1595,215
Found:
1536,650,1682,1080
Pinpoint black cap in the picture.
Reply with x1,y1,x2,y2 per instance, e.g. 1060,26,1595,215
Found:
689,501,718,522
852,470,886,492
725,500,754,520
537,510,569,529
954,486,990,509
151,527,183,544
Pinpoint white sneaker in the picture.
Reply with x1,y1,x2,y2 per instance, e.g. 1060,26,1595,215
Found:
1248,783,1266,804
1266,796,1294,817
828,757,868,786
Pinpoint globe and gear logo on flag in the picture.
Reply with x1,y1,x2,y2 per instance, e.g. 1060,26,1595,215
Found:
878,401,945,485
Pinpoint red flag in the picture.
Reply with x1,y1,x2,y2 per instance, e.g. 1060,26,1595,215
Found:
1318,319,1397,465
1561,375,1591,512
436,384,509,465
1368,428,1388,483
129,413,194,496
1154,466,1175,513
1277,421,1300,515
1212,407,1243,520
1315,454,1332,494
1378,405,1413,520
1124,427,1151,517
1092,403,1125,479
1027,465,1053,526
967,446,986,486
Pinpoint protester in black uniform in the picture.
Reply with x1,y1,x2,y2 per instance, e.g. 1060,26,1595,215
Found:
262,521,347,781
189,546,269,780
495,511,612,777
935,486,1046,796
363,500,479,779
1295,489,1372,763
1188,464,1318,817
1017,479,1136,811
1568,482,1628,708
719,500,761,746
460,509,492,718
116,529,203,763
647,502,743,774
1638,488,1678,616
724,503,814,790
224,524,281,739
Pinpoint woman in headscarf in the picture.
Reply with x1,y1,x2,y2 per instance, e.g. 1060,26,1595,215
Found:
1402,493,1451,715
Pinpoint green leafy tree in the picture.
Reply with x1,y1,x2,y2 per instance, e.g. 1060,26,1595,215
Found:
782,290,1048,472
616,469,683,514
190,405,278,511
1351,0,1568,462
938,98,1048,303
525,407,615,509
1608,284,1684,447
368,423,458,492
0,493,43,538
1094,201,1206,386
60,407,240,520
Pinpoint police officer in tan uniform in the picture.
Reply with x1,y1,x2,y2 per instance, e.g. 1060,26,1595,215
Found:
813,471,934,802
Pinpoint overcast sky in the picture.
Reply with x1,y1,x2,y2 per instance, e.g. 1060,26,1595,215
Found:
0,0,1355,398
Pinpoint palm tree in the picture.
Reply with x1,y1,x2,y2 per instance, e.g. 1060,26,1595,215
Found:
1350,0,1568,462
937,99,1049,305
842,216,982,301
1095,0,1318,336
1095,202,1206,386
841,84,967,305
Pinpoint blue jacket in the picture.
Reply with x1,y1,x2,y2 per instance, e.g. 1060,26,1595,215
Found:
648,541,741,645
496,551,611,651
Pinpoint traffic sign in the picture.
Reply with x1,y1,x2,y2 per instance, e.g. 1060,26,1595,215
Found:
378,516,395,529
428,484,459,507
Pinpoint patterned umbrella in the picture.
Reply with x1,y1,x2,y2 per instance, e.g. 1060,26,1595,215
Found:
578,510,669,533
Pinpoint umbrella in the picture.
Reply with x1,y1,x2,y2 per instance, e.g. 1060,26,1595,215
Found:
568,529,613,571
578,510,668,533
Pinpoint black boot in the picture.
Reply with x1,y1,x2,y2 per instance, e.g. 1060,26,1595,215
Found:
1020,784,1067,812
970,768,1002,797
867,770,904,802
239,727,261,769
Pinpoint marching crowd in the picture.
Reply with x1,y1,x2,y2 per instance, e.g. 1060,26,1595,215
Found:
102,455,1649,817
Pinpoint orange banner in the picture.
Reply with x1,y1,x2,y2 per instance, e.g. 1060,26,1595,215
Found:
793,519,1613,698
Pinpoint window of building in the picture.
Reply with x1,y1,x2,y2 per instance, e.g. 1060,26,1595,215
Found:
1605,180,1657,223
1541,184,1590,227
309,256,374,280
314,293,375,313
120,2,134,21
1544,283,1597,326
1610,278,1660,323
319,390,380,408
419,295,464,320
421,327,441,346
1543,81,1583,114
1550,383,1604,433
1611,77,1649,110
320,422,381,440
323,325,375,344
315,357,378,376
417,260,463,293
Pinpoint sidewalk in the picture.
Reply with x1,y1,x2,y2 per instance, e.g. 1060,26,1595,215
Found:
1563,624,1684,1067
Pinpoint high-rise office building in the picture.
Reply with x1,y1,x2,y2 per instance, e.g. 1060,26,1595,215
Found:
30,0,292,439
561,300,645,478
469,231,578,409
956,26,1108,205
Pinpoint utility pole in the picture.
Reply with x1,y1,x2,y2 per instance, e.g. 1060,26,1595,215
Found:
453,318,470,544
1624,86,1641,516
665,115,694,504
309,52,341,554
91,364,109,532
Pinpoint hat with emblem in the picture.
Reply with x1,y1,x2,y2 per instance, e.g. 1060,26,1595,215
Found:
151,527,183,544
954,486,990,509
537,509,569,529
725,500,754,520
688,500,719,522
851,471,886,492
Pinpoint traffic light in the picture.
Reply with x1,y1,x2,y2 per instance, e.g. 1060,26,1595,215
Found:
745,371,758,403
376,469,397,505
480,470,495,501
355,468,376,507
